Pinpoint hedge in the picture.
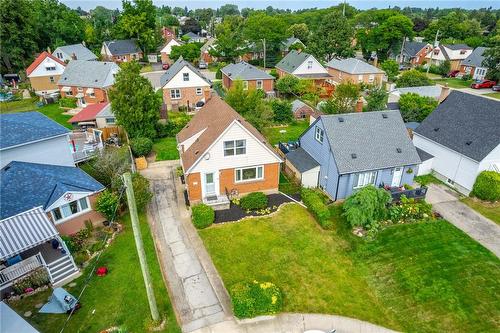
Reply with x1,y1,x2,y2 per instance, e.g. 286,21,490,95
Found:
130,137,153,157
471,171,500,201
240,192,268,211
301,188,332,229
192,204,215,229
230,281,283,318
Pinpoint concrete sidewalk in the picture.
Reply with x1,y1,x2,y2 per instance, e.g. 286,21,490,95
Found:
426,183,500,258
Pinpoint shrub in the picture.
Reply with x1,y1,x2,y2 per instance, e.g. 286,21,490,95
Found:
471,171,500,201
130,137,153,157
230,281,283,318
389,195,433,223
342,186,392,229
59,97,77,108
131,173,153,212
462,74,472,81
95,190,120,221
191,204,215,229
215,68,222,79
12,268,50,294
396,70,433,88
399,93,438,122
301,188,332,229
240,192,268,211
270,99,293,124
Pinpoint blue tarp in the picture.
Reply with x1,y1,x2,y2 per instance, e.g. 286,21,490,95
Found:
39,288,78,314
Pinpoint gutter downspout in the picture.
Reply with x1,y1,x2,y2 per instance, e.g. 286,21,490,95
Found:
333,173,341,202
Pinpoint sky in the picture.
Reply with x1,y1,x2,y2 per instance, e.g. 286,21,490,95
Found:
61,0,500,11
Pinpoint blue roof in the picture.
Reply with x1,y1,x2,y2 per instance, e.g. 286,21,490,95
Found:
0,161,104,219
0,112,69,150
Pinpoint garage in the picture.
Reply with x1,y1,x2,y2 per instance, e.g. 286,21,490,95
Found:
284,147,320,188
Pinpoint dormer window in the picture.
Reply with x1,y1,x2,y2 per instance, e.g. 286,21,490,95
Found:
460,50,466,54
183,73,189,81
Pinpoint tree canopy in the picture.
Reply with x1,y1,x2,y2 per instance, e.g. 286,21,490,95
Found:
170,43,202,62
396,70,434,88
211,16,247,62
399,93,439,122
321,82,360,114
309,12,355,61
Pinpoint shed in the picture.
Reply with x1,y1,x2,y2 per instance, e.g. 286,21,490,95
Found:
285,147,320,188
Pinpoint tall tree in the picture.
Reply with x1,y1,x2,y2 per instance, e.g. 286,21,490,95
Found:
243,13,287,54
309,13,355,61
110,62,160,139
482,43,500,81
286,23,310,44
182,18,201,34
211,15,246,62
219,4,239,17
321,82,360,114
170,43,201,62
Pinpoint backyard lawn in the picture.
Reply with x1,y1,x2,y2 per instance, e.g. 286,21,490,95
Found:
261,121,310,145
0,97,39,113
433,78,473,89
9,211,180,333
153,137,179,161
0,99,72,129
199,204,500,333
461,197,500,224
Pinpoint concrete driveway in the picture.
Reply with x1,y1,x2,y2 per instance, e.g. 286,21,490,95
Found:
426,184,500,258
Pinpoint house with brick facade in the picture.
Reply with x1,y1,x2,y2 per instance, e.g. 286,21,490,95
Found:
177,96,282,209
459,47,489,80
200,37,217,64
291,99,322,122
160,57,211,111
52,43,98,62
101,39,143,63
425,44,473,71
392,41,432,67
326,58,385,87
26,52,66,96
160,39,182,64
58,60,119,107
220,61,275,95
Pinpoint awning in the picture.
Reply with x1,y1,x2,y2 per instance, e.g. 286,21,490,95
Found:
61,86,71,92
0,207,59,261
85,88,94,95
75,93,84,98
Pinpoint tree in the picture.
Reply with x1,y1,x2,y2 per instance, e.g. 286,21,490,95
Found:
275,75,304,97
342,186,392,229
396,70,433,88
182,18,201,34
110,62,160,139
161,14,179,27
270,99,293,124
399,93,438,122
243,13,287,54
287,23,309,44
219,4,240,16
365,87,388,111
95,190,120,221
381,60,399,82
81,146,131,190
88,6,116,49
211,16,247,62
423,12,482,42
170,43,201,62
321,82,360,114
309,12,355,60
483,44,500,81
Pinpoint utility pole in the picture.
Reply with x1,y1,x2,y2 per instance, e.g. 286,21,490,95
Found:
399,36,406,65
123,172,160,322
426,29,440,75
261,38,266,69
342,0,346,17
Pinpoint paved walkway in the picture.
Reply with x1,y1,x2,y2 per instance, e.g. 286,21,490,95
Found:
426,183,500,257
141,161,232,332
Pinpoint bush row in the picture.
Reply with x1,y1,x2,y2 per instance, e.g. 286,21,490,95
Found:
301,188,332,229
240,192,268,211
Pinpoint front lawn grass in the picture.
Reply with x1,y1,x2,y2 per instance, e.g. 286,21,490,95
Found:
434,78,473,89
484,92,500,100
9,211,180,333
199,204,500,333
461,197,500,224
153,137,179,161
262,121,310,145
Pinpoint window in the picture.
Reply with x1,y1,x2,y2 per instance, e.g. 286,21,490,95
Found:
66,90,73,96
196,87,202,95
243,81,248,90
56,52,63,59
105,117,116,124
224,140,246,156
77,87,83,92
307,60,313,69
49,76,55,83
45,66,56,71
315,126,323,143
358,74,363,82
183,73,189,81
51,197,90,222
353,171,377,189
368,74,374,83
170,89,181,99
256,80,263,89
235,166,264,182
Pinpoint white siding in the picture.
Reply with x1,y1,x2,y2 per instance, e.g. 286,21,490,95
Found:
164,66,210,89
0,135,74,169
301,167,320,188
28,57,65,78
478,144,500,173
417,157,434,176
161,40,181,55
292,55,328,75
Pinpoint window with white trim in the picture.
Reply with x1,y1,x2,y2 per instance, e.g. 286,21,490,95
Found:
353,171,377,189
368,74,374,83
224,140,246,156
105,117,115,124
307,60,313,69
256,80,263,89
235,166,264,182
49,76,55,83
170,89,181,99
51,197,90,222
77,87,83,92
183,73,189,81
196,87,202,95
66,90,73,96
315,126,323,143
243,81,248,90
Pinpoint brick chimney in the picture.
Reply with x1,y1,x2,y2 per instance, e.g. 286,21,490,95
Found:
373,56,378,67
355,97,363,113
438,84,450,103
71,53,77,60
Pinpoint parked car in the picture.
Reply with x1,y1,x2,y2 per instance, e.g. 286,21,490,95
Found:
492,85,500,92
198,60,208,69
162,63,170,70
446,70,460,78
471,80,497,89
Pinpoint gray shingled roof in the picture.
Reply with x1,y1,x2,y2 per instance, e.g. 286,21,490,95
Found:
286,147,320,173
318,111,421,174
160,57,211,87
326,58,384,74
291,99,312,114
55,43,97,61
444,44,472,51
58,60,119,88
461,47,488,68
282,37,304,51
395,85,442,99
275,50,311,73
104,39,141,55
414,91,500,162
416,147,433,162
403,41,428,57
221,62,274,80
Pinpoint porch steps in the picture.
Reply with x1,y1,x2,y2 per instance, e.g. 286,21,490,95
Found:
47,255,79,286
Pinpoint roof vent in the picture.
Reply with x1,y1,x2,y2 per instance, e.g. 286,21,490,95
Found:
433,127,440,132
465,141,472,146
195,150,199,155
338,117,344,123
351,153,357,159
382,113,388,119
95,79,98,82
396,148,402,153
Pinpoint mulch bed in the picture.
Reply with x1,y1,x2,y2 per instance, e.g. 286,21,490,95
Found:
214,193,295,224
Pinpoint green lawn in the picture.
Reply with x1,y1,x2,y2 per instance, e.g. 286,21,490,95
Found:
461,197,500,224
153,137,179,161
261,121,310,145
9,211,180,333
0,97,38,113
484,92,500,100
414,173,443,186
199,204,500,333
433,78,473,89
0,99,72,129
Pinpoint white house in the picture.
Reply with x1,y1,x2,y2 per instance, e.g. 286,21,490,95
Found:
160,39,182,64
425,44,473,70
26,52,67,96
413,91,500,195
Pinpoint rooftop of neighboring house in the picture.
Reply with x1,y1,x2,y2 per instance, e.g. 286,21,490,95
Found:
201,37,216,52
393,85,442,99
103,39,141,55
291,99,314,113
312,110,421,174
281,37,304,51
160,57,211,87
177,95,280,171
53,43,97,61
402,41,430,57
461,46,489,68
0,111,69,150
67,102,110,123
326,57,384,74
275,50,316,74
26,51,66,76
183,32,201,39
220,62,274,81
58,60,119,88
95,103,113,118
414,91,500,162
443,44,473,51
428,44,472,60
0,161,104,219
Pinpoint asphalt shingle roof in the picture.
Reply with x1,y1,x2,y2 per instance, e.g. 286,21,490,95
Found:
58,60,119,88
461,47,488,68
319,111,421,174
403,41,429,57
414,91,500,162
0,112,69,150
0,161,104,219
54,43,97,61
221,62,274,80
160,57,211,87
286,147,320,172
291,99,311,114
326,58,384,74
395,85,442,99
104,39,141,55
275,50,311,73
281,37,303,50
444,44,472,51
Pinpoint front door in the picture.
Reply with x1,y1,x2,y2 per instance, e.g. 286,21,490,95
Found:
391,167,403,187
204,172,216,197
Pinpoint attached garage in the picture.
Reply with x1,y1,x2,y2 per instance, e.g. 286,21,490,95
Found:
284,147,320,188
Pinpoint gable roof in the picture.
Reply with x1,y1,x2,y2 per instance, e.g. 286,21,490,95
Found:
0,112,69,150
184,32,200,39
0,161,104,219
462,47,488,68
286,147,319,172
103,39,141,55
160,57,211,87
68,102,109,123
282,37,304,50
54,43,97,61
95,103,114,118
291,99,313,114
177,96,280,171
403,41,429,57
220,62,274,81
318,110,421,174
443,44,472,51
414,91,500,162
275,50,313,73
394,85,442,99
26,52,66,76
326,58,384,74
58,60,119,88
